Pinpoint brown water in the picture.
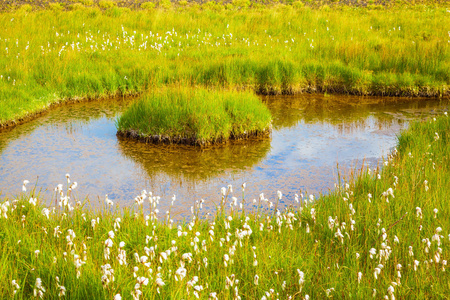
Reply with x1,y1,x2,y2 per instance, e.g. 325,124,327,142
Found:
0,95,448,218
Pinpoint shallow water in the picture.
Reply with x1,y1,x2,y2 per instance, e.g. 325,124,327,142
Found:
0,95,448,218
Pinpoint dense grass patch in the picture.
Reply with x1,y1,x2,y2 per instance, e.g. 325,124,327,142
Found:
0,112,448,298
116,88,272,145
0,4,449,127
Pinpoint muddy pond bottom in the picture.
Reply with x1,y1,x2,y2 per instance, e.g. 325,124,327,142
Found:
0,95,448,219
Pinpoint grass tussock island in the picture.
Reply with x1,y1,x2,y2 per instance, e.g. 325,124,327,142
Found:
0,1,449,127
116,88,272,145
0,113,448,299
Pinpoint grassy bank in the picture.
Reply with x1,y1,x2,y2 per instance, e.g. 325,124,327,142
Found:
116,88,272,145
0,3,449,127
0,112,448,298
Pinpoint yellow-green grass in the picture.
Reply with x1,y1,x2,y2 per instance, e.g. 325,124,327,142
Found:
0,113,448,298
0,4,449,127
116,88,272,145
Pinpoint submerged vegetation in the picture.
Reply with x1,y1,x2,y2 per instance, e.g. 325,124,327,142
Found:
0,112,448,298
0,2,449,127
116,88,272,145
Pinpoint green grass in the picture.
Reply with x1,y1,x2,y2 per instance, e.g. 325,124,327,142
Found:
0,111,448,298
116,88,272,145
0,3,449,127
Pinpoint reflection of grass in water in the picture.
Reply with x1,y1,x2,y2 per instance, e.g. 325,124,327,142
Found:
265,95,449,132
0,97,134,155
117,135,272,182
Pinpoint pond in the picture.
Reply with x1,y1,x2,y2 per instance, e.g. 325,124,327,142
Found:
0,95,448,219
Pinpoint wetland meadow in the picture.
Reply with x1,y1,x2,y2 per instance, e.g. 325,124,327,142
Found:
0,1,449,299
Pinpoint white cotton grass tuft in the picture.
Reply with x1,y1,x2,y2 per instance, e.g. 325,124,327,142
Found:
433,208,438,218
4,166,450,298
254,274,259,285
33,278,45,299
105,194,113,207
12,280,20,295
22,180,29,192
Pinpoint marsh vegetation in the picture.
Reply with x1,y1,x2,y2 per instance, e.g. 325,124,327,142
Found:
0,112,448,299
1,1,449,298
116,88,272,145
1,2,449,127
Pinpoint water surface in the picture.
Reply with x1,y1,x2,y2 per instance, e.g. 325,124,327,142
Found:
0,95,447,218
